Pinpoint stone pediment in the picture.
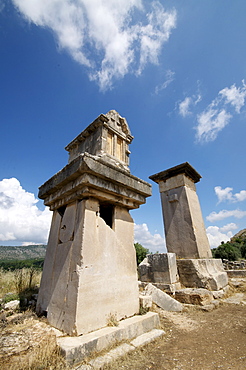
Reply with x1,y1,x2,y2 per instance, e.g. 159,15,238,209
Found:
65,110,134,171
104,110,132,138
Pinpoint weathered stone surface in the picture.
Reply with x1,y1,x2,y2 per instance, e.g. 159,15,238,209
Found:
75,329,165,369
222,293,246,305
152,282,182,292
139,253,179,284
212,289,226,299
88,343,135,369
38,153,151,211
226,270,246,278
139,281,181,293
58,312,160,365
177,259,228,291
65,110,133,171
37,199,140,335
145,283,183,312
4,300,20,310
130,329,165,347
37,111,151,336
139,294,152,309
174,288,214,306
150,162,212,259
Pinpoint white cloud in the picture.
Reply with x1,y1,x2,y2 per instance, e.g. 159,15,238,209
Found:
215,186,246,203
219,81,246,113
206,224,236,248
155,69,175,94
220,223,238,233
215,186,234,203
0,178,52,244
195,80,246,142
206,209,246,222
179,97,192,117
195,108,232,142
235,190,246,202
134,223,166,253
12,0,176,90
178,92,202,118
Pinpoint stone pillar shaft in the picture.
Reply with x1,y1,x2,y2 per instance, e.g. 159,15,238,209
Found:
150,163,212,259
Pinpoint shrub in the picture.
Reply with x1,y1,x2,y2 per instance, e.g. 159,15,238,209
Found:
134,243,149,265
212,242,242,261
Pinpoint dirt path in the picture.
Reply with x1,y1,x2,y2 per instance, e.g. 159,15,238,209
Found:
1,281,246,369
106,303,246,370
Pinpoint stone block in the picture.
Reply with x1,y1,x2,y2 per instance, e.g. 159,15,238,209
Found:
88,343,135,369
139,294,152,309
4,300,20,310
226,270,246,278
77,329,165,369
177,259,228,291
145,283,183,312
138,258,151,281
58,312,160,365
174,288,214,306
212,289,225,299
138,253,179,284
130,329,165,348
152,282,182,293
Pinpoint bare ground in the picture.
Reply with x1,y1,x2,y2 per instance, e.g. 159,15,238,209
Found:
109,304,246,370
106,292,246,370
1,280,246,370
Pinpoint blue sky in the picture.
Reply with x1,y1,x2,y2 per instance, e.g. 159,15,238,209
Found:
1,0,246,251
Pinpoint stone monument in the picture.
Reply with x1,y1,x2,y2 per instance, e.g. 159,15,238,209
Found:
150,162,228,291
36,110,152,336
138,253,181,292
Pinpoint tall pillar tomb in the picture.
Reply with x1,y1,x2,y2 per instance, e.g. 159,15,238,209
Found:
36,110,151,335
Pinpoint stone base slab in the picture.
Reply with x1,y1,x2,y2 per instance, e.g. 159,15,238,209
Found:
226,270,246,278
75,329,164,369
177,259,228,291
174,288,214,306
58,312,160,366
139,281,181,293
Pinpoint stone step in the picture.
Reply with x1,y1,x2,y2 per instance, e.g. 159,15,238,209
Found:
57,311,160,366
74,329,165,369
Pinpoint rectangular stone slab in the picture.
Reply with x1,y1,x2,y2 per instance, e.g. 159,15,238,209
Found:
57,312,160,365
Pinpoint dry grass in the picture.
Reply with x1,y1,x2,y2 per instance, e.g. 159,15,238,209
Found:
0,268,17,298
0,311,67,370
0,268,42,303
107,313,119,327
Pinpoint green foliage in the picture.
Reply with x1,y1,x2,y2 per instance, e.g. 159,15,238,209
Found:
212,231,246,261
1,292,19,304
0,258,44,271
212,243,241,261
134,242,149,265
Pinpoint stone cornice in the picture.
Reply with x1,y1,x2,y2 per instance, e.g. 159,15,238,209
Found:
39,153,151,210
149,162,201,184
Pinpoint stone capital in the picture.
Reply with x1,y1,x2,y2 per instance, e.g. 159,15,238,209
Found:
39,152,151,211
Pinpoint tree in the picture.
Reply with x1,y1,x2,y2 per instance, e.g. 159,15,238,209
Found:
134,243,149,265
212,242,241,261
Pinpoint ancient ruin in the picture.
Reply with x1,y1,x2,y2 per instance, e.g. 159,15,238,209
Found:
138,253,181,292
36,110,152,336
149,162,228,291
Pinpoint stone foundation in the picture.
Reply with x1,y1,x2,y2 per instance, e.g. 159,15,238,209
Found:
177,259,228,291
138,253,179,286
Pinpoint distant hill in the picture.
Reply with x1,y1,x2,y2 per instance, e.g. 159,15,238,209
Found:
230,229,246,242
0,245,47,261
